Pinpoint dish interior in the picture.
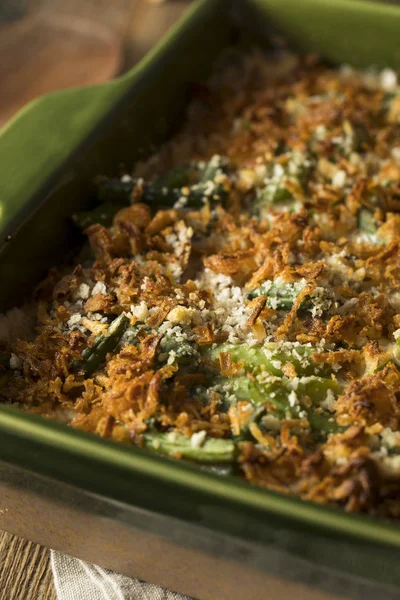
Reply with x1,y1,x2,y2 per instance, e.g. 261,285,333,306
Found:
2,0,400,584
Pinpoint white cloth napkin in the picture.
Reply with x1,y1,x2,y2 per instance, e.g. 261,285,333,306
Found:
51,551,193,600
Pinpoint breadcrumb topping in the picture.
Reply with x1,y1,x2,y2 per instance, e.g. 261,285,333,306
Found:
2,50,400,518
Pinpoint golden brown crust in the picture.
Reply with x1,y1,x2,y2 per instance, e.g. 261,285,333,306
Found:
3,51,400,517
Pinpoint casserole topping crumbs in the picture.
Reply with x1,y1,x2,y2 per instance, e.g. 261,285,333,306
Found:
3,52,400,516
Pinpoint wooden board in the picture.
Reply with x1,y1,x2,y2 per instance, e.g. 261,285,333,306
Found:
0,532,56,600
0,14,122,126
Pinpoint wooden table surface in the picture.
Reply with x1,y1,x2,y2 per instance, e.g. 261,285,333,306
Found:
0,1,190,598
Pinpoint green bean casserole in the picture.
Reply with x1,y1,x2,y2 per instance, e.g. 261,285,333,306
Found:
3,51,400,517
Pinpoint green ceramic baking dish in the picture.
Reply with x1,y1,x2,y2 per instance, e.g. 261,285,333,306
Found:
1,1,400,598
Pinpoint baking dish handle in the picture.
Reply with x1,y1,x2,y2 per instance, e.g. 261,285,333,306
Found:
0,0,222,237
0,72,131,221
249,0,400,68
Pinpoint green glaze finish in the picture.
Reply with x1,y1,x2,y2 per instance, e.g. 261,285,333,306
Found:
0,404,395,547
1,404,400,590
0,78,130,233
248,0,400,68
1,0,400,592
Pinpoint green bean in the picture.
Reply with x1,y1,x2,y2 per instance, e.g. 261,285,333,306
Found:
140,182,181,207
122,324,151,346
154,156,228,190
236,404,268,441
205,342,332,377
223,373,338,408
307,411,343,436
222,375,256,402
177,180,227,208
72,176,136,230
248,281,312,311
158,334,198,365
95,156,229,213
155,165,192,189
287,379,343,435
143,431,235,463
264,378,339,433
222,374,335,406
123,325,141,345
256,183,293,206
357,207,378,235
255,152,312,212
296,377,340,404
72,314,129,377
225,375,342,440
97,177,173,207
96,177,172,208
150,156,229,209
394,342,400,374
72,179,177,229
97,179,134,204
198,155,228,183
213,371,342,442
95,177,213,212
72,201,126,230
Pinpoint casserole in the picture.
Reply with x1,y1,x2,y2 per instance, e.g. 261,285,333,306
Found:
1,1,400,598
